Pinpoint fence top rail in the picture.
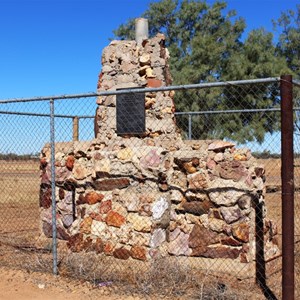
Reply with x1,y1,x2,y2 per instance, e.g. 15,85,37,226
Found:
293,79,300,88
0,77,280,104
5,106,300,119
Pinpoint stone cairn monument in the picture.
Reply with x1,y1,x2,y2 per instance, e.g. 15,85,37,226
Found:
39,19,279,268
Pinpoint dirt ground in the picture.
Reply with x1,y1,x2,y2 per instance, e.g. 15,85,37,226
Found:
0,158,299,299
0,265,140,300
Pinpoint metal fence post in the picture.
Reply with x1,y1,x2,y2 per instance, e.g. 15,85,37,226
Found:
50,98,58,275
73,116,79,141
188,114,192,140
280,74,294,300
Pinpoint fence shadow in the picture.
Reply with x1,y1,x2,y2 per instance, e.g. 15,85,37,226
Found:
254,196,278,300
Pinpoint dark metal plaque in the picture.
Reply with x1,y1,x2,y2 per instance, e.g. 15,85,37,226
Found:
116,90,145,135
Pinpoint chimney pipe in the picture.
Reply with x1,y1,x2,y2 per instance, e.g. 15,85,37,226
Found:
135,18,149,45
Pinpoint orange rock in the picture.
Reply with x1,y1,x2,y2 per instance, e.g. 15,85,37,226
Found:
99,200,112,214
183,162,197,174
233,153,247,161
80,217,93,234
147,78,162,88
65,155,75,170
105,211,126,228
103,241,114,255
85,191,104,205
232,223,249,243
113,247,131,260
131,245,147,261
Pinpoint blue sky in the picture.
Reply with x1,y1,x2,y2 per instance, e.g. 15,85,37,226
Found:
0,0,298,154
0,0,298,99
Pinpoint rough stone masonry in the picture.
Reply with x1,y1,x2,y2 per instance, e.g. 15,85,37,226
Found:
39,32,279,265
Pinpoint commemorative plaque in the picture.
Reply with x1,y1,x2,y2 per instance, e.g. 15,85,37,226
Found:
116,89,145,135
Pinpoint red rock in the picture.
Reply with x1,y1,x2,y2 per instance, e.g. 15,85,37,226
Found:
206,158,216,170
66,155,75,170
208,141,235,152
147,78,162,88
95,238,104,254
208,209,222,219
97,71,104,89
217,161,248,182
232,223,249,242
55,167,71,182
85,191,104,205
40,187,52,209
255,166,265,177
221,237,242,247
240,252,249,263
192,158,200,167
41,171,50,185
83,237,93,251
113,247,131,260
106,211,126,228
130,245,147,261
99,200,112,214
66,234,93,252
40,158,48,169
188,224,219,249
59,188,65,200
67,233,84,252
103,241,114,255
76,194,86,205
89,212,103,221
93,178,130,191
181,200,212,216
42,219,70,240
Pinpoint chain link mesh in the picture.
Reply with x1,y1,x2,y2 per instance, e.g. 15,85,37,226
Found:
0,79,297,298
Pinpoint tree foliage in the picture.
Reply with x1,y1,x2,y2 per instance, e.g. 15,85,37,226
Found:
274,4,300,78
113,0,292,144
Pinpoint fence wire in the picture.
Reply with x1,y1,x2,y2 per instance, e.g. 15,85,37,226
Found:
0,78,297,299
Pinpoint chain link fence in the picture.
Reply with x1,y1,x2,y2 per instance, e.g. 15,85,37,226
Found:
0,77,298,299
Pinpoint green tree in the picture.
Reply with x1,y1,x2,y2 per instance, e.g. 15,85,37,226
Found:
113,0,291,144
274,4,300,78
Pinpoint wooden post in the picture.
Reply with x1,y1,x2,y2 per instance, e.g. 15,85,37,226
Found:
73,117,79,141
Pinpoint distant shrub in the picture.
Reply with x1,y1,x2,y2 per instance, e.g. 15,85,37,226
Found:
252,150,281,159
0,152,39,161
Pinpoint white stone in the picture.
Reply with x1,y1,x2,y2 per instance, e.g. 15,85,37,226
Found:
209,189,246,207
91,220,106,236
152,197,169,220
150,228,166,248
